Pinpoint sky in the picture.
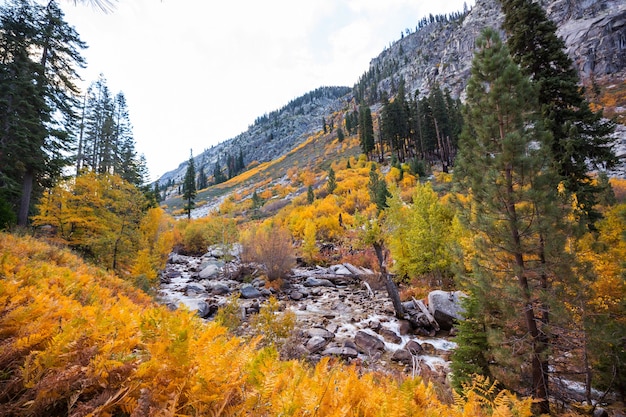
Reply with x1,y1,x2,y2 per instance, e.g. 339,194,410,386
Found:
57,0,473,181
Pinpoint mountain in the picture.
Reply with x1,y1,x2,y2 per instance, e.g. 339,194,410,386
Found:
157,0,626,196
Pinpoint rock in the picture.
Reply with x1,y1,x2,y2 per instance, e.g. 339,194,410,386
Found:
405,340,423,355
168,253,187,264
427,290,467,331
391,349,414,365
379,328,402,344
593,408,608,417
306,336,329,353
209,283,230,295
290,290,305,300
354,331,385,353
185,285,205,295
251,277,266,288
303,277,335,287
197,301,217,319
321,346,359,359
398,320,412,335
420,342,436,355
198,263,220,279
329,264,353,275
165,270,181,279
305,328,335,339
240,285,263,299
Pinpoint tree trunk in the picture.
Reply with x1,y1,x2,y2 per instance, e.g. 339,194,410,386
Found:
17,170,33,227
506,166,550,415
373,242,405,319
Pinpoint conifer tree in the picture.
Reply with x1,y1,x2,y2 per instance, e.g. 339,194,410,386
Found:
326,167,337,195
453,28,563,414
0,0,86,226
499,0,616,226
182,150,196,219
307,185,315,204
358,104,375,159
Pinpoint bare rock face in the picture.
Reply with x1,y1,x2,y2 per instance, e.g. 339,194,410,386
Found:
549,0,626,78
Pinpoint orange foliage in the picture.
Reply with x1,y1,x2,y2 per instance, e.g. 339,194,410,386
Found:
0,233,534,416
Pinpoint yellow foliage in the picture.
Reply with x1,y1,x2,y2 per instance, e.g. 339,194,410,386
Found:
176,215,239,255
0,231,536,417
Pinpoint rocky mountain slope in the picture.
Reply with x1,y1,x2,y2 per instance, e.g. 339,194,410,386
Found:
157,0,626,191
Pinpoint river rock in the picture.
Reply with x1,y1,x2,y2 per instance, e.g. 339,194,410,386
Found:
391,349,414,365
209,283,230,295
304,277,335,287
321,346,358,359
240,285,263,299
306,336,329,353
197,301,217,319
305,328,335,339
354,330,385,353
427,290,467,331
198,263,220,279
290,290,305,300
405,340,423,355
329,264,353,275
379,328,402,344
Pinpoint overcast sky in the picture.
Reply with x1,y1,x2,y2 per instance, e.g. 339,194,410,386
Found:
58,0,473,181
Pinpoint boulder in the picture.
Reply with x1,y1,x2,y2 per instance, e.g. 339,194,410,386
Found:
198,263,220,279
185,285,205,295
427,290,467,331
240,285,263,299
209,283,230,295
197,301,217,319
290,290,305,300
321,346,359,359
306,336,329,353
305,328,335,339
168,253,187,264
391,349,413,365
405,340,423,355
329,264,353,275
379,328,402,344
354,331,385,353
303,277,335,287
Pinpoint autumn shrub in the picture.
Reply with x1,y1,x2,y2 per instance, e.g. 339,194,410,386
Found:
240,221,295,280
250,296,296,347
177,215,239,255
214,293,243,331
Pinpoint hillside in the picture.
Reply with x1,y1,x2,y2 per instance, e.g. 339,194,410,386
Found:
156,0,626,201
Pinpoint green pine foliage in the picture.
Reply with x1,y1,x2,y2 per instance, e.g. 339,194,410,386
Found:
182,151,197,219
450,294,492,393
499,0,617,226
0,0,86,226
327,167,337,194
453,28,563,414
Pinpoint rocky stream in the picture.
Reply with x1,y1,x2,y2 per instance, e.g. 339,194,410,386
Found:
157,245,463,386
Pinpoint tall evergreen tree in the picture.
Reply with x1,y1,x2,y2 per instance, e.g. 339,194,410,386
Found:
0,0,86,226
499,0,616,226
453,28,564,414
358,104,375,159
326,167,337,195
182,150,196,219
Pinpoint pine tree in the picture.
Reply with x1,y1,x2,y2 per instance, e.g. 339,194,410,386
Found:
453,28,563,414
368,164,390,212
0,0,86,226
182,150,196,219
499,0,616,226
307,185,315,204
326,167,337,195
359,104,375,159
337,127,344,142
